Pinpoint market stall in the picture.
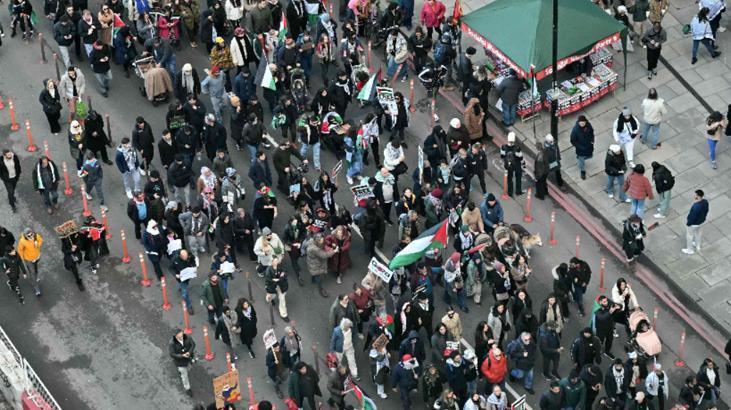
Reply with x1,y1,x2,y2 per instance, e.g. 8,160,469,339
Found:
461,0,628,119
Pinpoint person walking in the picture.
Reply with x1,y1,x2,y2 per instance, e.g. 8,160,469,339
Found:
535,134,563,200
115,137,142,199
80,152,106,210
306,233,338,297
641,22,667,79
127,191,150,240
499,132,524,197
58,66,86,105
570,328,602,369
623,214,647,262
179,206,209,258
705,110,726,169
691,7,721,65
265,257,290,322
17,228,43,297
235,298,257,358
131,117,155,175
266,342,290,399
0,149,21,213
605,144,629,202
32,156,60,214
60,230,86,291
201,273,228,324
171,249,196,314
53,15,75,68
0,246,27,304
645,363,669,410
593,296,620,358
569,116,594,180
288,362,322,410
168,155,193,206
623,164,654,218
39,79,63,135
141,220,167,280
506,331,537,395
168,328,196,397
640,88,668,149
89,39,113,97
613,107,640,169
420,0,445,40
538,321,563,380
682,189,709,255
651,161,674,219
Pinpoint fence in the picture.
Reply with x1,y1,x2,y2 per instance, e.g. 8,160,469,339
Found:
0,326,61,410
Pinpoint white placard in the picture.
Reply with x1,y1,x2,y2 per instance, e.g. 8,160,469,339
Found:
179,266,198,282
263,329,277,349
220,261,235,274
167,239,182,255
368,257,393,283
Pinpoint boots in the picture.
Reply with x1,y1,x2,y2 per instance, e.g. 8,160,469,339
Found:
319,287,328,298
581,171,586,180
77,280,85,291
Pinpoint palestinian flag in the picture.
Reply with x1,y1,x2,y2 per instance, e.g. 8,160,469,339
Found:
590,295,603,329
112,14,126,38
255,58,277,91
278,15,289,41
390,219,449,269
352,384,377,410
357,69,381,101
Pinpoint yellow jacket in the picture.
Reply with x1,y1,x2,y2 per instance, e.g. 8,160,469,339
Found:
17,234,43,262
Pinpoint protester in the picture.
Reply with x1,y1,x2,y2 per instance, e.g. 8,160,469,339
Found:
0,150,21,213
569,116,594,180
168,328,196,397
682,189,709,255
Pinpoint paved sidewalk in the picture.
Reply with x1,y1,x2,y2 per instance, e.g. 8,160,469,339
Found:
457,0,731,332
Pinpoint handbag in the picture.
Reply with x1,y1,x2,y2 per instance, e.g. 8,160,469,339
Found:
75,100,89,119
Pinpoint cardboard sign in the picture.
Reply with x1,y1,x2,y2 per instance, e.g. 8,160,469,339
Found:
263,329,277,349
368,257,393,283
213,370,241,408
372,333,389,351
351,185,374,200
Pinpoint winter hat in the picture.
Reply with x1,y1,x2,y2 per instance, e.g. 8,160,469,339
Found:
450,252,461,263
463,349,475,360
147,220,158,230
431,188,443,198
215,36,224,44
622,106,632,116
401,354,413,362
628,351,638,359
609,144,621,153
486,193,496,202
210,66,221,75
617,5,628,14
182,63,193,73
460,224,470,233
450,118,461,128
507,132,516,143
205,113,216,124
262,227,272,236
545,134,554,143
70,120,82,134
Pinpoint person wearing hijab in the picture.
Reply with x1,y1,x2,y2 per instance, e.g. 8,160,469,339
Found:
39,79,63,134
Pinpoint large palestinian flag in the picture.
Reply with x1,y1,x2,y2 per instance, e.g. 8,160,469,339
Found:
389,219,449,269
352,384,377,410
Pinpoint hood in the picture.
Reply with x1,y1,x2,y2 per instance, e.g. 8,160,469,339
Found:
551,265,560,280
407,330,419,340
117,144,127,153
488,349,502,362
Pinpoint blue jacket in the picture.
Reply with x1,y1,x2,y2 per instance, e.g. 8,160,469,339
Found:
479,199,504,228
390,363,418,391
115,145,140,174
329,326,345,353
687,199,709,226
233,73,256,103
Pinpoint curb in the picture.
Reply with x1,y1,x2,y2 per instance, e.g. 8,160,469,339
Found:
439,88,730,356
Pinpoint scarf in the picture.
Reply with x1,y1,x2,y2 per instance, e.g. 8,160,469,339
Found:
283,333,300,354
612,367,625,394
124,148,137,170
200,167,217,190
374,171,395,186
242,306,253,319
291,0,304,16
182,71,195,94
234,36,248,60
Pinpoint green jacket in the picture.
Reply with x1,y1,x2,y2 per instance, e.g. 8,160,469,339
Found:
200,279,227,307
560,377,587,410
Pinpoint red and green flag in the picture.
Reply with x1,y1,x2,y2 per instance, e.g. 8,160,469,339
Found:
389,219,449,269
352,384,377,410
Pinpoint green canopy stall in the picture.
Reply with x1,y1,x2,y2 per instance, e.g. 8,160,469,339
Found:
461,0,629,116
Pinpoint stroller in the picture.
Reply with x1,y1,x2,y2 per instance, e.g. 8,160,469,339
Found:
628,309,662,358
133,53,173,105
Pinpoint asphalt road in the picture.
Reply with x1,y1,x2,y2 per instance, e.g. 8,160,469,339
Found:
0,4,729,410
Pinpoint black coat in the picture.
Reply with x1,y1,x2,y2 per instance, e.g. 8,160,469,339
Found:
83,113,110,152
235,305,258,345
174,68,201,102
570,122,595,158
39,88,62,115
168,334,196,366
248,159,272,188
157,138,178,169
0,155,21,182
132,122,155,155
127,198,151,223
168,161,193,188
202,122,228,157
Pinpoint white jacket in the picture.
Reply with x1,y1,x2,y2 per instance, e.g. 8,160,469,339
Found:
225,0,244,21
253,234,284,266
611,284,639,310
58,70,87,100
230,37,248,66
645,371,669,398
641,98,668,125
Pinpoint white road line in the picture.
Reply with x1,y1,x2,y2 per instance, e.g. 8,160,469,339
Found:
351,223,533,408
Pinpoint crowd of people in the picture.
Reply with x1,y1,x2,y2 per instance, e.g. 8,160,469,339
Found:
0,0,730,408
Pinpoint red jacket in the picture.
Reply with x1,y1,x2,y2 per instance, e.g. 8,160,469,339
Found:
480,349,508,384
420,1,446,28
623,172,654,200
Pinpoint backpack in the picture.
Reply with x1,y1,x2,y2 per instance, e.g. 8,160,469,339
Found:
663,172,675,190
434,41,449,64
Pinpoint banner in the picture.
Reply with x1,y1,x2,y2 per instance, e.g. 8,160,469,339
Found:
368,257,393,282
213,370,241,408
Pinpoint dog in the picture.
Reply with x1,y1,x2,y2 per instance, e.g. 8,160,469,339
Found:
510,224,543,258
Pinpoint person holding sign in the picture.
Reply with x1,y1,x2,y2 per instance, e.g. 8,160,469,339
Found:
172,249,197,315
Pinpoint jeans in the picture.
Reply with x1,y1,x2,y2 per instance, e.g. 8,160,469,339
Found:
246,144,258,165
84,43,94,57
177,365,191,390
300,142,321,170
86,177,105,205
172,185,190,206
657,190,671,216
93,70,112,94
187,234,207,256
58,45,71,68
576,155,589,172
501,102,517,125
386,56,407,81
121,169,141,193
510,368,534,389
178,280,193,313
443,278,467,310
606,175,627,200
572,285,586,315
686,224,702,250
692,38,716,60
630,198,646,218
707,139,718,162
641,122,661,149
41,189,59,207
210,95,224,123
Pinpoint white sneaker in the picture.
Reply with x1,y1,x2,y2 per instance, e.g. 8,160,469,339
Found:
346,176,354,185
125,190,133,199
681,248,695,255
139,169,146,176
358,333,364,340
720,26,727,32
624,198,631,203
608,193,614,199
101,205,108,212
629,161,636,169
77,170,84,177
85,192,92,200
653,213,665,219
378,393,388,399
